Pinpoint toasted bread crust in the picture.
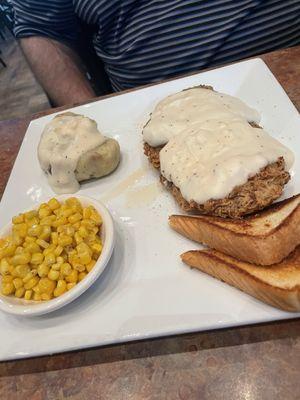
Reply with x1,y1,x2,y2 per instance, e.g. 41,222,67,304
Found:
169,194,300,265
181,249,300,312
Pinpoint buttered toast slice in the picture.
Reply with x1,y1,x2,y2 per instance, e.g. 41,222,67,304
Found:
169,194,300,265
181,247,300,312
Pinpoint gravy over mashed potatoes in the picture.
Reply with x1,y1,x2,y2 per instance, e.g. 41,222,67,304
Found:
38,113,120,194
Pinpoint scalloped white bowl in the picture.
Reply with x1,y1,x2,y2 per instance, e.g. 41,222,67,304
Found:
0,195,115,316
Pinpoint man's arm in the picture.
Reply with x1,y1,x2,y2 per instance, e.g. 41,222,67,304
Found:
20,36,96,106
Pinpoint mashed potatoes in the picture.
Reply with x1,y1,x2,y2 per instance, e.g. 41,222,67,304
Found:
38,112,120,194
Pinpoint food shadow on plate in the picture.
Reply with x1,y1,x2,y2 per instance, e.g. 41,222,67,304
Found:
6,220,135,326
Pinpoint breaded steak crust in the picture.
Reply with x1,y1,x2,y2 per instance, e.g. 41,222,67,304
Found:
143,86,290,218
144,139,290,218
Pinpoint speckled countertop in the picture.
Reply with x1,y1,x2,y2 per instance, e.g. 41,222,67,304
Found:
0,46,299,400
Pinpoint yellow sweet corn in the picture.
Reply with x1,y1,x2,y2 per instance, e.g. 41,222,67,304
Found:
0,198,102,301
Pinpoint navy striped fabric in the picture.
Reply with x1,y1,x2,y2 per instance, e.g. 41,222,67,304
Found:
11,0,300,91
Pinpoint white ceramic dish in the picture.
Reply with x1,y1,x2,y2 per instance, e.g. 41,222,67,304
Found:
0,195,115,317
0,58,299,361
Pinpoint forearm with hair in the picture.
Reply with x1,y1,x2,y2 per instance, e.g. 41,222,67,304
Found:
20,37,96,106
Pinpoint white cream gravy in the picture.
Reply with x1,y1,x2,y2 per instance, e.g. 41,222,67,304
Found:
143,88,294,203
143,88,261,147
38,113,106,194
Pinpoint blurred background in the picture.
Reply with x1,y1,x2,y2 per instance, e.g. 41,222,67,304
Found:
0,0,50,121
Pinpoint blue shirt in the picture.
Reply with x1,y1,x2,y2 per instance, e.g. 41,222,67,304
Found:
11,0,300,90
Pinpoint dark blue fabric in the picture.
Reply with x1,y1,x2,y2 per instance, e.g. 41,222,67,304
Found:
11,0,300,90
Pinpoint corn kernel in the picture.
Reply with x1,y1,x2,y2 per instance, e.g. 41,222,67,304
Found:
15,287,25,298
78,252,91,265
86,260,96,272
24,290,33,300
40,225,52,239
15,246,24,255
48,269,60,281
43,244,56,256
83,207,92,219
33,292,42,301
73,263,85,272
58,235,73,247
66,269,78,283
11,252,31,266
68,213,82,224
8,264,15,274
54,280,67,297
48,198,60,210
72,222,81,230
25,242,41,254
33,285,41,294
92,227,99,235
3,244,17,257
51,232,58,245
78,226,88,238
37,264,50,278
12,214,24,224
81,219,96,229
23,271,34,283
27,216,39,227
74,232,83,245
77,242,90,254
0,258,10,275
51,263,61,271
40,216,55,227
38,206,51,219
27,224,42,237
54,245,63,257
78,272,87,281
44,253,56,266
15,264,30,278
36,239,49,249
52,217,67,228
14,223,28,238
1,282,15,295
90,211,102,225
91,243,102,254
60,208,73,218
60,262,72,276
41,293,52,301
66,197,82,207
39,278,56,294
24,276,39,290
2,275,13,283
31,252,44,265
67,282,76,291
24,236,35,244
56,256,64,264
67,249,76,262
12,233,23,246
25,210,38,220
13,277,23,290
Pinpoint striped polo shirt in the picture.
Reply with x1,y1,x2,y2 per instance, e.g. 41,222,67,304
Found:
11,0,300,91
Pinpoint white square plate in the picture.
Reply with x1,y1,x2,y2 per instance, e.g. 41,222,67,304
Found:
0,58,299,361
